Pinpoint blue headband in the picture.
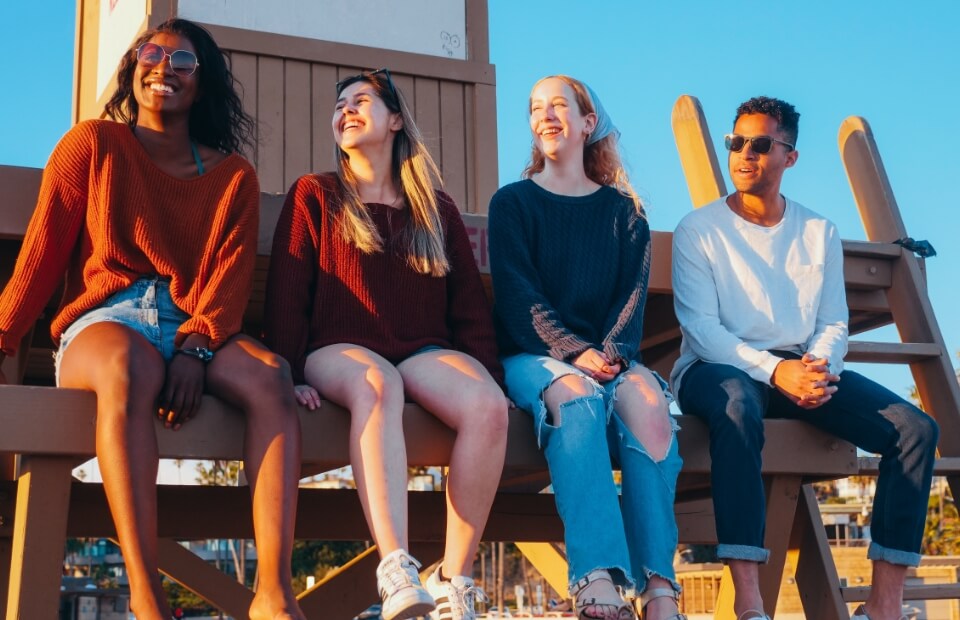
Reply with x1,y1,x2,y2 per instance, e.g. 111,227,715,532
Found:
584,83,619,145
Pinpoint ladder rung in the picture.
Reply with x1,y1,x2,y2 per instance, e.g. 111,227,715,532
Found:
846,341,941,363
842,584,960,602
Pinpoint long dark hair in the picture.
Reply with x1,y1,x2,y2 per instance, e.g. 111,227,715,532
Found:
103,18,255,153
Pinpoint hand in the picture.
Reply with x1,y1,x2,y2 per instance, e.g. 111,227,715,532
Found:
572,348,621,382
158,353,206,430
771,357,838,409
294,384,322,410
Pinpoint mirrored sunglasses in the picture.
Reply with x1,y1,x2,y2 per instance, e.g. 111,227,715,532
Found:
136,42,199,77
724,133,795,154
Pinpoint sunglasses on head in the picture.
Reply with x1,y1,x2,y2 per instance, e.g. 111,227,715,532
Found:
335,68,397,98
724,133,795,154
136,42,199,77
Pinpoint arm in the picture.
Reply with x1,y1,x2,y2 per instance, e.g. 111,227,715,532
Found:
176,167,260,349
441,196,505,386
672,224,783,384
601,208,651,365
488,189,592,360
0,129,90,355
805,223,849,375
263,176,320,384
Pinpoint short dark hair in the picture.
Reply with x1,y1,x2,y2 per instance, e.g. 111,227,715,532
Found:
734,96,800,147
104,18,255,153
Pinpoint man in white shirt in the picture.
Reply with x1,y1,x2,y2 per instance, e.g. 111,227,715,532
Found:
670,96,938,620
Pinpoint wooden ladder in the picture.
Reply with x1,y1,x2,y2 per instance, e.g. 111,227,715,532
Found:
672,95,960,619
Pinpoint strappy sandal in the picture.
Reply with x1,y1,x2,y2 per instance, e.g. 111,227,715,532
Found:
736,611,771,620
635,587,687,620
571,569,636,620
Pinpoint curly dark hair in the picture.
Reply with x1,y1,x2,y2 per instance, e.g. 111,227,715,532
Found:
103,18,255,153
734,96,800,148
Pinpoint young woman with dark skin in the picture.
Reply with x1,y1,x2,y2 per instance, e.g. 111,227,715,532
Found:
0,19,305,620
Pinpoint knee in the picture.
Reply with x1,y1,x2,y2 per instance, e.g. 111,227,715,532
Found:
544,374,599,414
237,351,297,410
617,372,668,412
96,347,163,408
899,407,939,453
351,364,404,416
465,384,510,440
714,377,763,430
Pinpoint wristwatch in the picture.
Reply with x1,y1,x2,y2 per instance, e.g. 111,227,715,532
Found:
175,347,214,363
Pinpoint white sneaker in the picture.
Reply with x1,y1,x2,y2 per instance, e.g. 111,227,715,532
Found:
425,566,488,620
376,549,436,620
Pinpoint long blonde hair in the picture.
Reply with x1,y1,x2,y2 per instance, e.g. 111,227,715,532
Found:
522,75,644,215
334,71,449,276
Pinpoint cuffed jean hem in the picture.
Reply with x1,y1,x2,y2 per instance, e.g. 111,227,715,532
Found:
867,541,921,567
717,544,770,564
571,565,636,598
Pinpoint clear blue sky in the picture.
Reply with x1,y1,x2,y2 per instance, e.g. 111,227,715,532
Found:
1,0,958,406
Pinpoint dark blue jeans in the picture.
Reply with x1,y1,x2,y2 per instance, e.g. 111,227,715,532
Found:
677,356,938,566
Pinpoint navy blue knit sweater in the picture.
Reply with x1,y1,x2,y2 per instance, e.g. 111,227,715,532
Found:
488,179,651,364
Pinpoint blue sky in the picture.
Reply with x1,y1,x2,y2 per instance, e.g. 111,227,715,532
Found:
1,0,958,406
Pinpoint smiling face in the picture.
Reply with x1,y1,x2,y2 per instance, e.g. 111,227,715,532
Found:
728,113,798,197
332,80,403,153
132,32,199,122
528,77,596,163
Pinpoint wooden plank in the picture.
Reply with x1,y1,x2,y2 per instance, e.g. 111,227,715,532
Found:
759,476,803,613
846,341,942,364
414,77,442,166
229,52,258,166
6,457,75,620
392,73,416,119
842,583,960,602
858,456,960,476
0,166,41,240
439,81,467,208
256,56,285,193
0,389,858,477
283,59,312,190
0,538,9,614
791,485,847,620
515,543,569,598
464,0,490,62
843,254,893,290
155,537,254,617
310,64,337,173
471,83,499,214
671,95,726,208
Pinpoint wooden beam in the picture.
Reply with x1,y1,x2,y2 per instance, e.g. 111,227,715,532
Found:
846,341,942,364
5,457,75,620
791,485,847,620
515,543,569,598
842,583,960,602
759,476,803,614
858,456,960,476
671,95,726,208
155,537,254,617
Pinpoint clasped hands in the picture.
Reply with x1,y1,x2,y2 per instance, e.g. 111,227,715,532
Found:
572,348,622,382
771,353,841,409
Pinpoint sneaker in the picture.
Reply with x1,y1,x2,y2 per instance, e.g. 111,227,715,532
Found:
425,566,488,620
376,549,436,620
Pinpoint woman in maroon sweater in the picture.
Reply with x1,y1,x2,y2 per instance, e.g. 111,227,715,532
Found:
264,69,507,620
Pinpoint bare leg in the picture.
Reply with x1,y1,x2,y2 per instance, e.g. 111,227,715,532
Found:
59,323,169,620
728,560,765,617
862,560,907,620
305,344,408,555
397,350,508,576
206,335,305,620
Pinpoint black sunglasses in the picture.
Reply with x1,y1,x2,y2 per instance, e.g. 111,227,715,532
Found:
335,68,397,98
136,42,199,77
724,133,795,154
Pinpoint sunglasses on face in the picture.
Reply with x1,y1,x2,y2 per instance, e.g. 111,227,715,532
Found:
136,42,199,77
724,133,795,154
335,68,397,99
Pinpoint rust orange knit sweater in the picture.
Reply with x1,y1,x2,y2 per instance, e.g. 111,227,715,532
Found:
0,120,259,355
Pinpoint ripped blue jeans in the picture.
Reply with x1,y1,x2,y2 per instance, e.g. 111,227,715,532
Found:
502,353,683,596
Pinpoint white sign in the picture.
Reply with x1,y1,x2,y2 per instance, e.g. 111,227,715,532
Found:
179,0,467,59
97,0,149,98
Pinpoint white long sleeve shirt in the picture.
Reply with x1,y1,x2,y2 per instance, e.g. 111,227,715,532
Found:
670,196,848,394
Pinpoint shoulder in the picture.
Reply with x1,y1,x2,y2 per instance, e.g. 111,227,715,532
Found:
676,196,728,232
491,180,533,204
50,119,124,159
287,172,338,201
787,198,836,228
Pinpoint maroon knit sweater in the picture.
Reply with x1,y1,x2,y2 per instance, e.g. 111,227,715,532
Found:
263,173,503,385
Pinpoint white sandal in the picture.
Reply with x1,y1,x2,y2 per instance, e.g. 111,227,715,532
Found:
571,570,635,620
736,611,770,620
636,587,687,620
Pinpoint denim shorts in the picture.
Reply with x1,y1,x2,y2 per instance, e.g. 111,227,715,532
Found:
502,353,673,446
54,277,189,385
